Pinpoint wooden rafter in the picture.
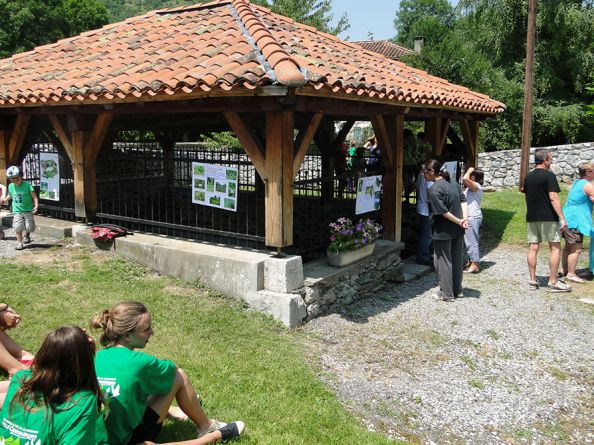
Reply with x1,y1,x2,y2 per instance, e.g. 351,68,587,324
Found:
223,111,267,179
6,115,30,166
438,118,451,155
370,115,393,165
85,113,113,164
461,119,479,166
292,112,323,179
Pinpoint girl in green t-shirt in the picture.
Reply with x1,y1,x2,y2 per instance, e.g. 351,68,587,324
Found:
91,301,245,445
0,325,104,444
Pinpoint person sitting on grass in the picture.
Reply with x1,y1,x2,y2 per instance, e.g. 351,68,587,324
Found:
0,325,103,444
0,303,35,376
91,301,245,445
2,166,38,251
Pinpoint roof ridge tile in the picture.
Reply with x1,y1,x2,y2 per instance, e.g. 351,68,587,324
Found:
230,0,305,87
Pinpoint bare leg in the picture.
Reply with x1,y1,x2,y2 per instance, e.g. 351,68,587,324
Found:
0,331,32,375
527,242,540,282
15,231,22,244
549,241,562,284
561,242,569,276
0,380,10,409
566,242,582,277
147,368,210,430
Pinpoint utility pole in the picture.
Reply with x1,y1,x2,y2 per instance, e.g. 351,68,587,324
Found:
519,0,537,191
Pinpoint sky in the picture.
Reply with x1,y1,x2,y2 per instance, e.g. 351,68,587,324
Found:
333,0,459,43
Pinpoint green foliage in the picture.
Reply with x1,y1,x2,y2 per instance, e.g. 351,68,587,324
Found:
0,0,108,58
99,0,202,22
393,0,453,47
394,0,594,151
201,132,243,151
250,0,349,35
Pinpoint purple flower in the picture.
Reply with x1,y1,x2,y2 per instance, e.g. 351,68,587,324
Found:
330,235,336,241
362,237,367,245
356,223,363,231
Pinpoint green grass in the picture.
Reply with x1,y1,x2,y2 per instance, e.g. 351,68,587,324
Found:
481,186,570,247
1,249,400,445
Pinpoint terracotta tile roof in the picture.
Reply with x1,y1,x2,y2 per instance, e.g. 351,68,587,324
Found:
0,0,505,113
353,40,413,60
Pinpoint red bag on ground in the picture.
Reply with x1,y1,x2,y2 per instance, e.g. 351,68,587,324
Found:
90,224,130,242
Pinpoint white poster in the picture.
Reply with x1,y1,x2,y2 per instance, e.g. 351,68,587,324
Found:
39,153,60,201
355,175,382,215
191,162,238,212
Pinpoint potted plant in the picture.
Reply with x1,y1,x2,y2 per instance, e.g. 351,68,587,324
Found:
327,217,383,267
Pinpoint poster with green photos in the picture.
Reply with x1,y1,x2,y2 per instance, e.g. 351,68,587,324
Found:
191,162,238,212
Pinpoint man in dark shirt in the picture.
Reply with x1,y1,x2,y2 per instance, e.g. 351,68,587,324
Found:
523,149,570,292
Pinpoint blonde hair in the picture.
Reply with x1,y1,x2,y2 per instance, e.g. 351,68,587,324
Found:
91,301,148,347
577,162,594,178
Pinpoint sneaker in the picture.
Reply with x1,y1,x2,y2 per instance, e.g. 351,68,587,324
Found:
14,243,24,251
219,421,245,442
197,419,227,438
431,292,454,302
22,234,31,244
528,280,539,290
546,281,571,293
565,274,585,284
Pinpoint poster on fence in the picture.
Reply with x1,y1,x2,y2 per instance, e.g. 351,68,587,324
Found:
191,162,238,212
39,152,60,201
355,175,382,215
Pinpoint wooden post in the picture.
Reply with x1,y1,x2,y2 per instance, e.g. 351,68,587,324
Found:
0,131,8,187
461,119,480,167
519,0,537,191
425,117,441,156
265,111,294,248
371,114,403,241
49,114,112,219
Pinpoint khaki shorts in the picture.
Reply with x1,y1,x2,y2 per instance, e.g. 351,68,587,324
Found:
12,212,35,234
526,221,561,243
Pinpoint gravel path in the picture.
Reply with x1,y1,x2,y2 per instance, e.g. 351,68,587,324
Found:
0,225,62,258
304,245,594,444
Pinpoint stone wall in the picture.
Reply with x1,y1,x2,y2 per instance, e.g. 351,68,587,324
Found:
478,142,594,190
301,241,402,320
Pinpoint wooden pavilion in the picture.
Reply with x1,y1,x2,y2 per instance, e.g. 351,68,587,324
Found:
0,0,505,255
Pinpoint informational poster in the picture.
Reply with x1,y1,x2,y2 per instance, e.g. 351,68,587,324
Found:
355,175,382,215
192,162,238,212
39,152,60,201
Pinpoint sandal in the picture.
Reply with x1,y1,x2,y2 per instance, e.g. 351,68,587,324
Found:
565,274,584,283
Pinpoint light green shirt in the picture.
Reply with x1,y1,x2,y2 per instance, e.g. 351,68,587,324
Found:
94,347,176,445
0,370,98,445
8,181,34,213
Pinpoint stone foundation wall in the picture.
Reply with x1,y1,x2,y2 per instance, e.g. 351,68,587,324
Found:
301,241,402,320
478,142,594,190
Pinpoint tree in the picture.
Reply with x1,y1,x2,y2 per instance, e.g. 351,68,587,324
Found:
250,0,348,35
0,0,108,58
393,0,453,47
394,0,594,151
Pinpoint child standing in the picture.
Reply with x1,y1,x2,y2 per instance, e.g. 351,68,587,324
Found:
2,166,38,251
0,182,5,240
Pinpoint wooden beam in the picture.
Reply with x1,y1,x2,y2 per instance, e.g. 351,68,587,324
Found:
331,120,355,154
0,131,9,186
381,115,404,241
84,113,113,164
426,116,442,156
48,115,74,160
224,112,267,180
293,112,323,179
370,115,393,166
461,119,479,166
438,118,451,155
265,111,294,248
71,130,87,218
6,115,30,166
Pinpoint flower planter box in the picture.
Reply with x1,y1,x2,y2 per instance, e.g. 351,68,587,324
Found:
327,243,375,267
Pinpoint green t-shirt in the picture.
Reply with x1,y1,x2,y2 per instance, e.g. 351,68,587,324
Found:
0,370,98,445
8,181,34,213
94,347,176,445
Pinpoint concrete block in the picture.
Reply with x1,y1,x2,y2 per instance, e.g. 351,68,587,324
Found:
264,255,304,293
245,290,307,328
